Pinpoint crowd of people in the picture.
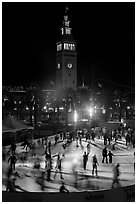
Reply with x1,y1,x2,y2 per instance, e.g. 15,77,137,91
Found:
2,124,135,192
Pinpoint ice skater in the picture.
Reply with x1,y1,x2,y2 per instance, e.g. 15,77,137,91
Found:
8,153,17,171
83,151,89,170
108,150,114,163
92,154,99,176
111,163,121,188
54,153,64,180
102,147,108,163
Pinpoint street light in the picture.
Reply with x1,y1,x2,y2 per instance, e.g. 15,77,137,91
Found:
89,107,93,117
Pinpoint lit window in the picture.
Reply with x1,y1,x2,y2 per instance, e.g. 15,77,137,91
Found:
66,28,71,35
72,44,75,50
68,44,71,49
61,28,64,35
57,44,62,51
64,43,69,50
64,43,75,50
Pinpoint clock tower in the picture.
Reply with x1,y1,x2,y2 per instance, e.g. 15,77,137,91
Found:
56,6,77,91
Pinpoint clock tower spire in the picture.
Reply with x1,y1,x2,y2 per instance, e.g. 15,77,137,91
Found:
56,6,77,91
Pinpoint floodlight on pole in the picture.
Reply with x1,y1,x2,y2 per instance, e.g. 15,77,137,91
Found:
89,107,93,117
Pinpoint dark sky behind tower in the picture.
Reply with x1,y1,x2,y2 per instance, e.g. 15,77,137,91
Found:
2,2,135,88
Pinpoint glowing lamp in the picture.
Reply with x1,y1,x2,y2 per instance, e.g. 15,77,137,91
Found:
89,108,93,117
43,106,47,110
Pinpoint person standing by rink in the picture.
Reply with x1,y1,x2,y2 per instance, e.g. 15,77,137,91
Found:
83,151,89,170
92,154,99,176
108,150,114,163
54,153,64,180
111,163,121,188
79,137,83,149
102,147,108,163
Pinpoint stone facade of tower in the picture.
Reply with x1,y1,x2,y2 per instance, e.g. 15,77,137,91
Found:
56,7,77,91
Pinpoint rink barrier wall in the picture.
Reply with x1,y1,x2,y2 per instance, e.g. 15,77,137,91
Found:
2,185,135,202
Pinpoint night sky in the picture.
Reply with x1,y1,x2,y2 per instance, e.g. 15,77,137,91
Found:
2,2,135,88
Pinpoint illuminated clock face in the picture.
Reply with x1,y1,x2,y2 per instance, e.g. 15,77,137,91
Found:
67,63,73,69
57,63,61,69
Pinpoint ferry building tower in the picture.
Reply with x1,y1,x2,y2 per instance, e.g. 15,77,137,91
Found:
56,7,77,91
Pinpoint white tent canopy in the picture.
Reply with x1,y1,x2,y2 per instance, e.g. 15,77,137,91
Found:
2,125,16,133
2,115,34,132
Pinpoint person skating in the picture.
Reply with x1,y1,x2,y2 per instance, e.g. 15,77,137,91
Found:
83,151,89,170
87,142,91,154
108,150,114,163
8,154,17,171
54,153,64,180
102,147,108,163
6,170,26,192
92,154,99,176
6,167,20,192
39,171,45,190
22,138,30,152
91,129,95,141
55,135,58,145
103,132,108,145
45,153,52,181
6,165,13,179
48,140,51,154
6,176,16,192
72,163,78,189
31,141,36,156
76,136,79,147
10,142,16,155
108,132,112,145
111,163,121,188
